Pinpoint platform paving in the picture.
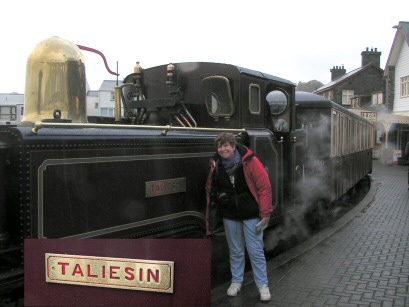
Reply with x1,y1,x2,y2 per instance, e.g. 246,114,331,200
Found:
211,160,409,306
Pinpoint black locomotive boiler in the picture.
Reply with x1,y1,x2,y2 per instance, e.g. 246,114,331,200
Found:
0,36,374,303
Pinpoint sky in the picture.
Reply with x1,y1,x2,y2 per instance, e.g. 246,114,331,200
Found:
0,0,407,94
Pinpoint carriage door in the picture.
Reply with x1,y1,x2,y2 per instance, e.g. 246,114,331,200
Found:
332,109,346,198
340,113,349,195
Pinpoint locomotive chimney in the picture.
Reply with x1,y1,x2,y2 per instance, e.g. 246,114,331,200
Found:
330,65,346,81
22,36,88,124
361,47,381,67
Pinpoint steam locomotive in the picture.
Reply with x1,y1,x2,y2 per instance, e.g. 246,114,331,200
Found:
0,37,374,304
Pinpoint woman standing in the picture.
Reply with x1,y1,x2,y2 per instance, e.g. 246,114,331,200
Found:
206,132,273,301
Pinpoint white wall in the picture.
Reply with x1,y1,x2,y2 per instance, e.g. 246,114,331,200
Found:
393,41,409,115
86,94,99,117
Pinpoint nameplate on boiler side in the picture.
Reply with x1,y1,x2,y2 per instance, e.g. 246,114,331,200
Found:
45,253,174,293
145,177,186,197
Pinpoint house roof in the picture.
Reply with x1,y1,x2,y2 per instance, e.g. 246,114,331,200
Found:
0,93,24,104
87,90,99,97
384,21,409,76
99,80,124,91
314,63,383,93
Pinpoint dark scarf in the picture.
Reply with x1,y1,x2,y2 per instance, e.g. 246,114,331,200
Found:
221,149,241,176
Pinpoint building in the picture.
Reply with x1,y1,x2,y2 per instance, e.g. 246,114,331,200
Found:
314,48,389,161
86,90,99,117
384,21,409,116
315,48,385,108
315,25,409,165
0,92,24,122
383,21,409,163
97,80,123,117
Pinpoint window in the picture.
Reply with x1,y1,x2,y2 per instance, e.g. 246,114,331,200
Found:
266,90,288,115
358,123,364,151
110,91,115,100
249,84,260,114
323,91,334,100
401,76,409,98
331,110,340,157
100,108,115,117
349,118,355,153
202,76,234,117
341,115,348,155
354,121,358,152
95,102,99,108
342,90,354,105
0,106,16,120
328,91,333,100
351,97,360,108
372,92,383,105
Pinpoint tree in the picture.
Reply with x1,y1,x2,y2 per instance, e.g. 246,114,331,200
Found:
296,80,324,92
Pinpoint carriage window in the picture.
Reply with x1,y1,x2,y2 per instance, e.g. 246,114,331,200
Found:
331,110,339,157
341,115,348,155
249,84,260,114
202,76,234,117
266,90,288,115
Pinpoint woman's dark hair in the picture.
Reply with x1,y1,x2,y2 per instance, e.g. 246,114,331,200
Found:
214,132,237,148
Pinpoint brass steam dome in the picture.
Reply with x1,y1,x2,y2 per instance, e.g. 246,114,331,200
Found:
22,36,88,124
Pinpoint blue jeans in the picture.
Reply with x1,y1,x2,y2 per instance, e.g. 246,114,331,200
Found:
223,218,268,288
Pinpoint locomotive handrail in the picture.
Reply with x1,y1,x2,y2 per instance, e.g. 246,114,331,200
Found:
31,121,246,136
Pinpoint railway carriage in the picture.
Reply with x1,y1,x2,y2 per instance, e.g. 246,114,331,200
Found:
293,92,373,205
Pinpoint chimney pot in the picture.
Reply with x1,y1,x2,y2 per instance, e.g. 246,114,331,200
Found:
361,47,381,67
330,64,346,81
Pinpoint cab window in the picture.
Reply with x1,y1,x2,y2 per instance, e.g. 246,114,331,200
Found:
202,76,234,117
266,90,288,115
249,84,260,114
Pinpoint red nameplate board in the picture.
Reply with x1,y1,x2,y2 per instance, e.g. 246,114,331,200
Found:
25,239,211,306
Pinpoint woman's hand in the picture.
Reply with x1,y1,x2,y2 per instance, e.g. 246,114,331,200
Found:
256,217,269,232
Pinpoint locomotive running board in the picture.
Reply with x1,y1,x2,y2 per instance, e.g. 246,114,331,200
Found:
31,121,246,135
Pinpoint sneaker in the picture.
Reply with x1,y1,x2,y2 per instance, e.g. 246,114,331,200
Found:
227,283,241,296
259,284,271,301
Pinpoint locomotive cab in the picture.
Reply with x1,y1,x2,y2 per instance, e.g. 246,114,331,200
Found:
114,62,296,133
